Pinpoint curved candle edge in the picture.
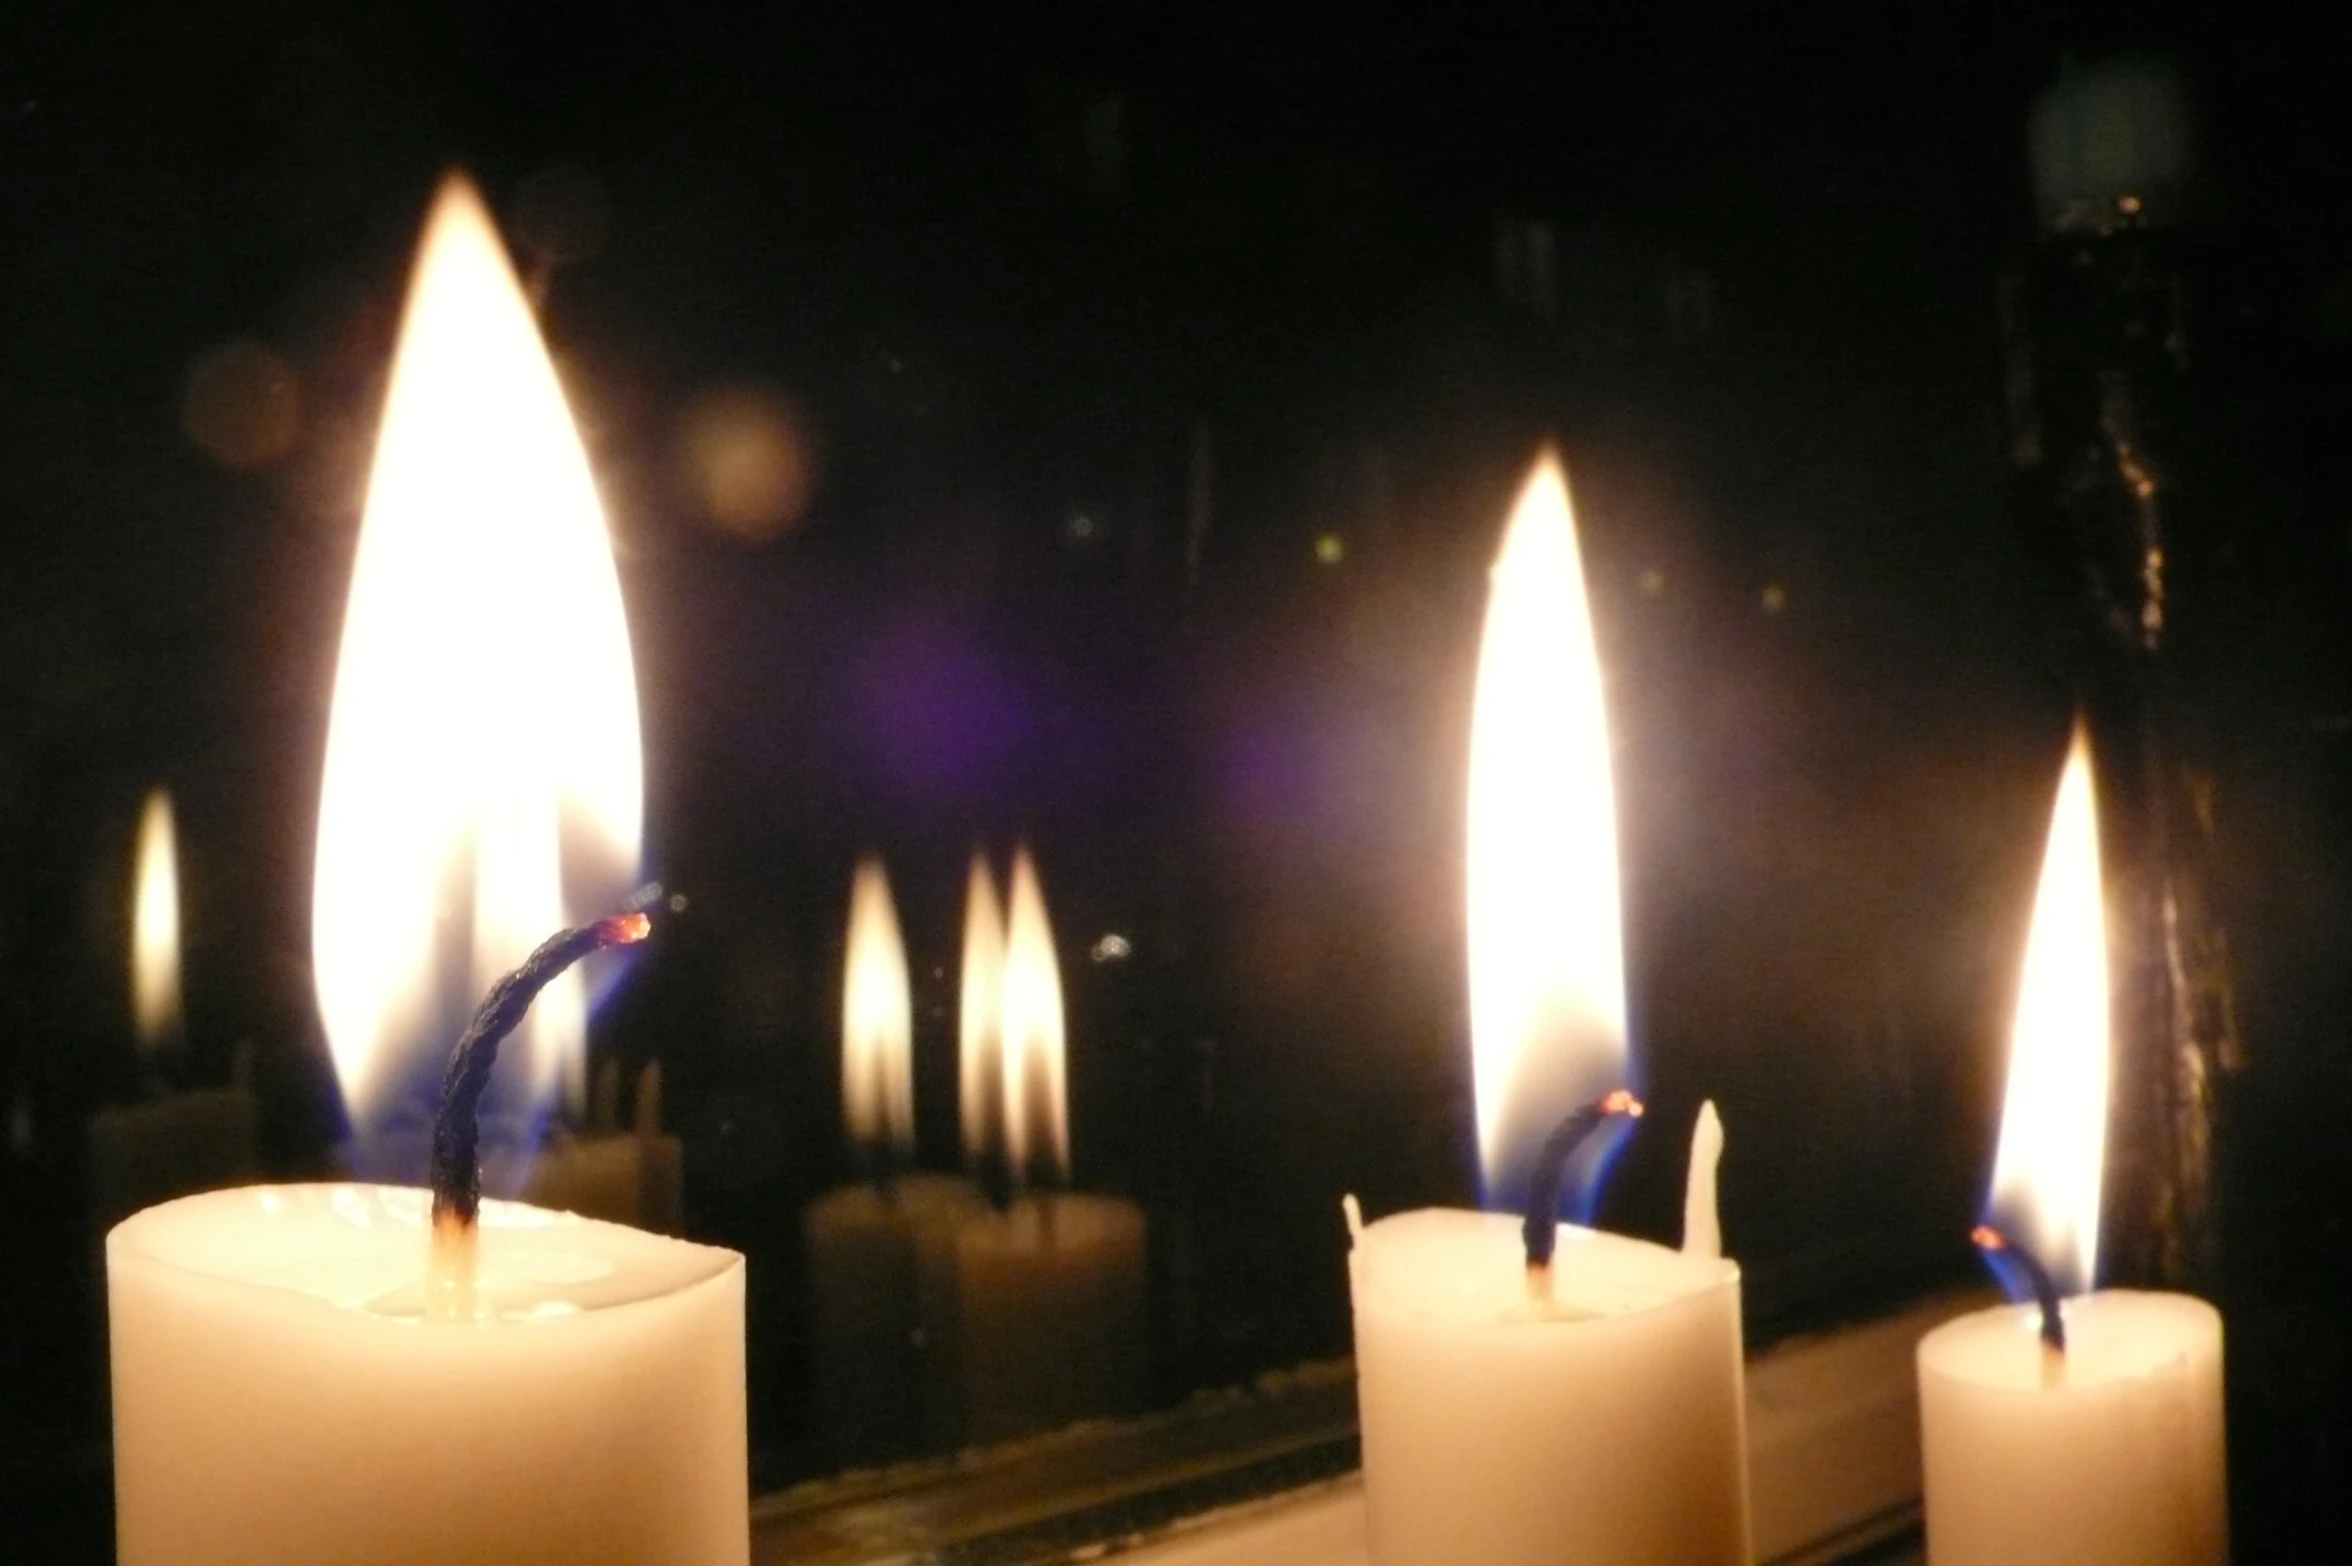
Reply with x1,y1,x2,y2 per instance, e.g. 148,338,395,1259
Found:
108,1183,743,1323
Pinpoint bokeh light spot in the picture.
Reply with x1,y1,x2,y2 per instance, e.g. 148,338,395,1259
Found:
678,384,815,542
182,340,300,469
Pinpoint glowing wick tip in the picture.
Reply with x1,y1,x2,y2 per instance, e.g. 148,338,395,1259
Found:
1522,1090,1646,1272
430,896,661,1237
1973,1224,2067,1355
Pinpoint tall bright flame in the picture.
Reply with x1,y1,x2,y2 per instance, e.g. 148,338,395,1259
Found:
313,173,641,1127
132,788,183,1052
1466,454,1630,1201
1987,725,2111,1295
959,852,1007,1169
1000,847,1069,1185
842,855,915,1158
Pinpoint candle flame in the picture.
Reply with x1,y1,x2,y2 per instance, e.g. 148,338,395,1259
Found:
1467,454,1630,1204
313,172,641,1130
842,855,915,1158
959,851,1007,1169
1000,846,1069,1185
1986,724,2110,1296
132,788,183,1053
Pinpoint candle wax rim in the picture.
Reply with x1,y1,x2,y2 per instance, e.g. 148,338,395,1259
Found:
1918,1289,2221,1393
1352,1206,1737,1324
109,1182,740,1326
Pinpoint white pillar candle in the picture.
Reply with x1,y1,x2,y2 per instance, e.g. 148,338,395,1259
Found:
108,1183,746,1566
1349,1126,1749,1566
1917,728,2227,1564
1352,455,1751,1564
1918,1292,2225,1565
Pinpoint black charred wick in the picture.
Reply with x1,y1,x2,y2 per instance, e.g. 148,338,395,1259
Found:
429,905,655,1233
1973,1224,2067,1354
1521,1088,1644,1270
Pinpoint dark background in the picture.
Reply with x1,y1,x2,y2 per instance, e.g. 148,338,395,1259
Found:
4,2,2349,1559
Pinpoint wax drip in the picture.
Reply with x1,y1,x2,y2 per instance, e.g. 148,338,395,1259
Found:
1973,1224,2068,1354
1522,1089,1644,1282
1680,1100,1724,1259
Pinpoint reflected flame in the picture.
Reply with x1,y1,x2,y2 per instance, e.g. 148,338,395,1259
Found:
313,173,641,1127
842,856,915,1158
1987,725,2111,1295
1000,847,1069,1184
132,788,183,1052
959,852,1007,1169
1467,454,1630,1200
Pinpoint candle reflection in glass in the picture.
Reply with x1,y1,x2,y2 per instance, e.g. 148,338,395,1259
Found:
85,787,257,1231
959,849,1008,1180
950,846,1150,1445
131,789,183,1054
803,854,983,1463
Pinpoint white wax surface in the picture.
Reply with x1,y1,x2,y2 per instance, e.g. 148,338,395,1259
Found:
108,1184,746,1566
954,1192,1149,1445
1918,1291,2226,1566
803,1172,988,1459
1350,1209,1749,1566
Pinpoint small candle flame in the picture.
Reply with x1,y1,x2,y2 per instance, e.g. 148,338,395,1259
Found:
1467,454,1631,1207
1986,724,2111,1296
842,855,915,1161
1000,847,1069,1187
132,788,183,1053
959,852,1007,1171
312,172,642,1130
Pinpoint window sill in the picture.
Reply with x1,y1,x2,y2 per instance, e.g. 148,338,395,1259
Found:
753,1290,1984,1565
